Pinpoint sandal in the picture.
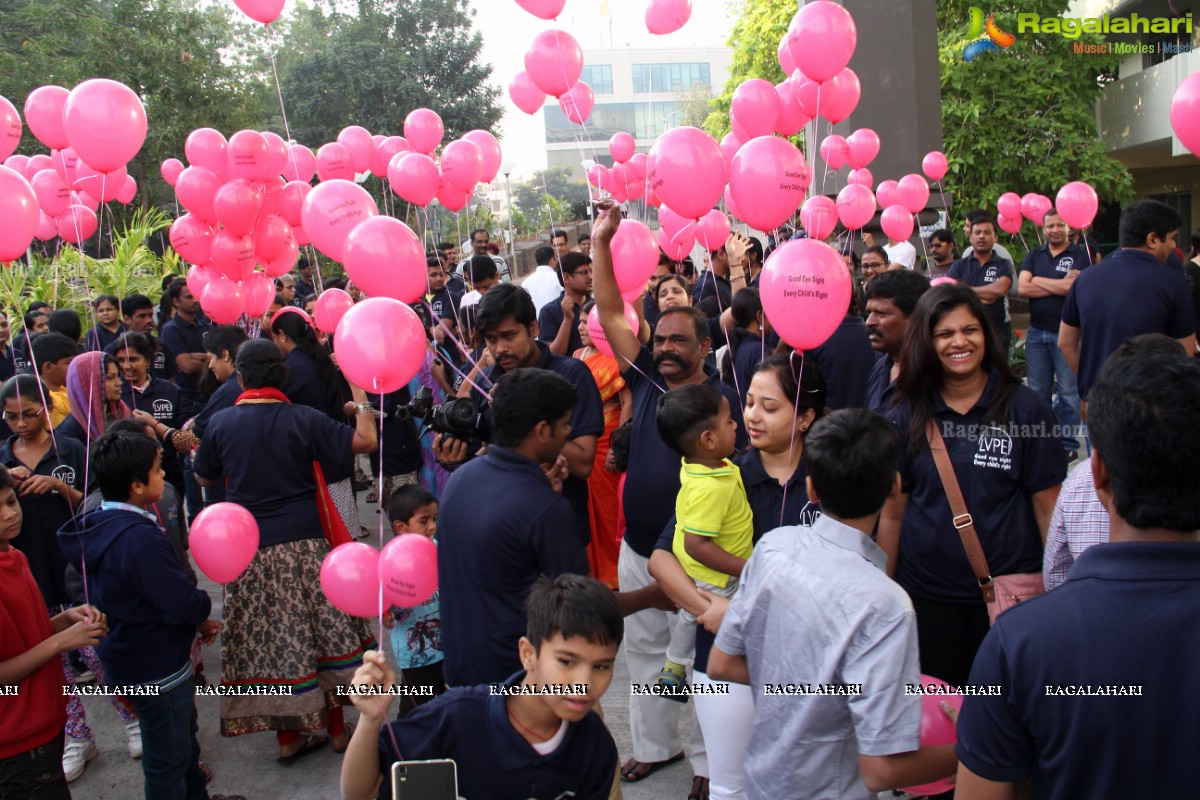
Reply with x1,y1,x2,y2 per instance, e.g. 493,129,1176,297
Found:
331,722,355,754
199,760,213,783
366,491,378,503
655,667,691,704
620,752,685,782
276,734,328,765
688,775,710,800
353,526,372,540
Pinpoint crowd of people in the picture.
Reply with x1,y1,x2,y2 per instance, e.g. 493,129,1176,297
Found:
2,196,1199,800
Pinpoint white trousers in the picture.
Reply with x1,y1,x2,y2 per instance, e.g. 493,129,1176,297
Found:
693,671,755,800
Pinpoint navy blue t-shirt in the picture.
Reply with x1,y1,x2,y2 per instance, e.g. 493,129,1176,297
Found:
85,323,128,353
887,373,1065,604
1061,248,1197,399
865,354,896,414
949,254,1013,330
726,332,764,399
958,542,1200,798
189,378,242,438
693,270,731,309
809,315,876,410
377,671,617,800
192,402,353,547
437,446,588,686
537,293,585,355
159,315,213,415
622,346,747,558
428,286,462,322
123,378,186,491
1019,242,1087,332
0,345,19,382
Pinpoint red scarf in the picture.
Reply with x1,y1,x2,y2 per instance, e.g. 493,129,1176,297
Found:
234,387,352,548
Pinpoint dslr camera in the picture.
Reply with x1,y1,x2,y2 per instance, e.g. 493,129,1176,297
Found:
402,386,481,444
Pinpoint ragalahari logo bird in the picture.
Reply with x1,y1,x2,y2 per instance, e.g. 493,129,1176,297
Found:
963,7,1017,61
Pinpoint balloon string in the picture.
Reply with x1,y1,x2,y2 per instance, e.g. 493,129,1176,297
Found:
420,301,492,397
265,28,300,187
615,349,665,393
779,350,804,527
374,385,403,762
703,245,746,422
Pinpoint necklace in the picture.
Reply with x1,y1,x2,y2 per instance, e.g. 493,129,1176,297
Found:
507,703,554,743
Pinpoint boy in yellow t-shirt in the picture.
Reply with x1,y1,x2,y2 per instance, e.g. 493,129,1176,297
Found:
655,384,753,698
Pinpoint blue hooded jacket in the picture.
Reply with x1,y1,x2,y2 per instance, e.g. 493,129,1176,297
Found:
58,507,210,687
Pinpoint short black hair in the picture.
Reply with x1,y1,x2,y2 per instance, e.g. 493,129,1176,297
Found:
121,294,154,318
534,245,556,266
0,464,13,495
475,283,536,337
1118,199,1182,248
752,353,826,417
426,256,443,270
747,237,764,264
804,409,900,519
929,228,956,247
22,309,46,330
471,228,488,240
166,278,188,306
861,245,889,264
91,429,161,502
202,325,248,359
525,573,623,653
105,331,153,362
552,229,568,242
609,418,632,472
108,417,157,438
235,338,288,390
31,332,78,371
1089,349,1200,531
469,255,498,284
26,301,50,315
864,270,932,316
656,384,724,457
93,294,119,311
559,252,590,276
578,233,591,244
0,374,50,407
386,485,438,526
657,306,708,344
968,212,996,233
490,368,576,448
46,309,82,342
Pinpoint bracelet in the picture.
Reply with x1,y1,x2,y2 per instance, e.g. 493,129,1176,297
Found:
353,402,373,416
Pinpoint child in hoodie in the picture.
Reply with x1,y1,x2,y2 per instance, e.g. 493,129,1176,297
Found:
58,429,226,800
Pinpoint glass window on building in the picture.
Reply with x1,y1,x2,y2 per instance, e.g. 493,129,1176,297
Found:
545,101,681,143
580,64,614,94
632,63,711,93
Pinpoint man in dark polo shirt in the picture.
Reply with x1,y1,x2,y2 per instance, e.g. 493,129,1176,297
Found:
694,246,732,309
955,349,1200,798
863,271,930,413
122,294,170,381
1018,208,1085,458
1059,199,1197,400
158,279,212,417
808,290,876,411
948,214,1012,343
593,200,746,785
537,251,590,356
466,283,603,546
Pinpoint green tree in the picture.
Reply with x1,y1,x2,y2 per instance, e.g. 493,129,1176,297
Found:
703,0,793,139
512,168,589,222
276,0,502,150
678,84,716,129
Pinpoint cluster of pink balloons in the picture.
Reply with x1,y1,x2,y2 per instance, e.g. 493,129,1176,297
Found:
320,535,438,617
587,133,651,205
509,29,593,126
0,81,146,260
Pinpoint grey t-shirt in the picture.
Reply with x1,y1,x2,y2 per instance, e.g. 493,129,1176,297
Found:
715,515,922,800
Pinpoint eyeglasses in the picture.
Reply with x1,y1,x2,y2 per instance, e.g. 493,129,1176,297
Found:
2,409,44,422
568,268,593,276
861,261,887,269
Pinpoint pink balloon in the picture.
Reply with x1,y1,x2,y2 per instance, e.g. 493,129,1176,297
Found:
4,155,30,180
214,178,263,236
0,96,18,162
259,176,286,218
316,142,354,183
587,163,610,190
210,230,257,282
719,132,744,167
875,179,900,210
847,167,873,188
24,86,69,150
586,303,640,359
371,136,410,179
880,205,914,242
820,135,849,170
0,166,38,260
389,152,440,207
559,81,595,124
176,166,220,224
821,68,861,124
282,144,317,183
922,150,948,181
524,29,584,97
161,157,185,187
337,125,375,174
648,127,726,220
1056,181,1099,230
612,219,659,296
795,75,824,121
774,80,809,137
729,135,808,232
846,128,880,169
997,213,1022,235
441,139,485,192
301,179,378,263
335,297,427,394
185,128,228,176
836,183,876,230
233,0,284,24
261,131,289,178
723,185,744,222
761,238,852,349
1019,193,1039,223
657,227,692,261
202,276,246,324
1027,194,1053,226
610,132,635,164
320,543,382,617
190,503,259,584
778,34,797,76
515,0,566,19
56,205,98,244
800,195,838,239
314,288,356,333
63,79,147,173
509,71,548,115
404,109,444,156
278,180,312,227
787,0,857,83
657,204,689,239
731,79,780,140
626,178,646,202
186,265,215,304
35,211,56,242
1171,71,1200,157
31,169,71,218
897,174,930,213
629,152,648,180
646,0,692,34
26,155,52,175
379,533,438,606
997,192,1022,219
170,214,214,265
70,190,98,213
72,161,126,202
342,216,426,303
901,675,963,796
242,272,276,318
265,237,300,277
254,213,292,262
697,209,731,250
291,224,310,247
435,176,470,213
227,129,269,180
51,147,79,186
463,130,502,183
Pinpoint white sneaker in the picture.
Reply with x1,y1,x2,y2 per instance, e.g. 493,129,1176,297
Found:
62,736,98,783
125,720,143,759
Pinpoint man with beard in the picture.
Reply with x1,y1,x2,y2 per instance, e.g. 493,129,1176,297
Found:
592,200,747,791
863,271,931,413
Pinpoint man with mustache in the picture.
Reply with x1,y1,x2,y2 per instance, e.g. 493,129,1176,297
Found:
592,200,747,792
863,270,931,414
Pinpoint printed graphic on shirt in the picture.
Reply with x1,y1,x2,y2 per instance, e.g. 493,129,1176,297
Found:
151,399,174,419
51,464,77,487
1054,255,1076,273
153,352,167,371
973,425,1013,471
984,264,1001,283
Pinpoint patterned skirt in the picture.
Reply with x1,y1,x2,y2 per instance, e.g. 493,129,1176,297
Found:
328,477,362,535
219,537,376,736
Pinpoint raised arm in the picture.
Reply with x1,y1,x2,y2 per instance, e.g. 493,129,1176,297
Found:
591,202,644,368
